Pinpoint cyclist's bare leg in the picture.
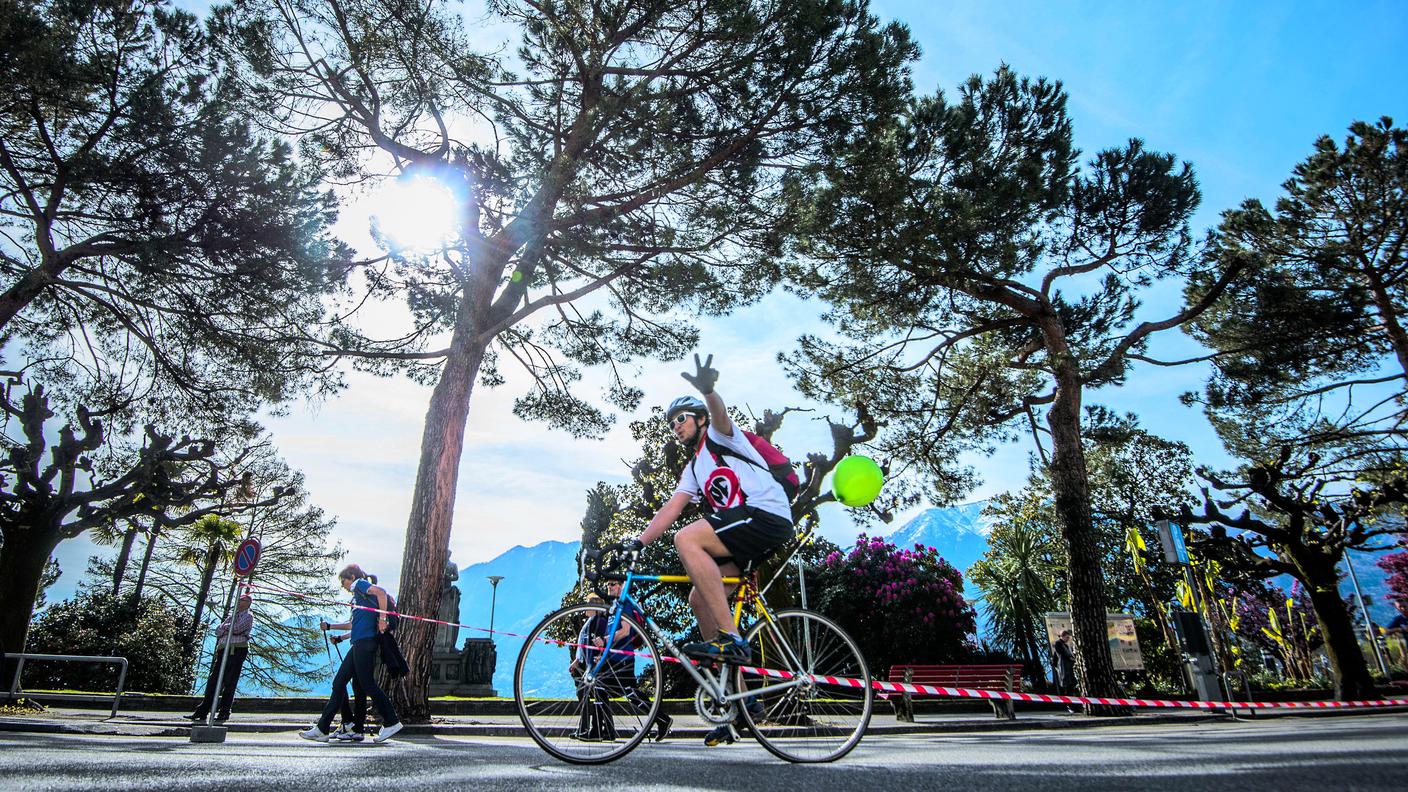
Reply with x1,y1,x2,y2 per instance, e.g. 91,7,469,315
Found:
688,560,740,637
674,520,737,636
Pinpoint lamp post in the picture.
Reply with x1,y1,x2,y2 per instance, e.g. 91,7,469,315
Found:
487,575,505,641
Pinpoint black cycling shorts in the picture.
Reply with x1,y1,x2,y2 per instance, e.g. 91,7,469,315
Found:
705,505,794,568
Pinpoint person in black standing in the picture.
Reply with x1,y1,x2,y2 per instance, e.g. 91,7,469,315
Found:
1050,629,1078,712
567,582,673,742
188,594,254,722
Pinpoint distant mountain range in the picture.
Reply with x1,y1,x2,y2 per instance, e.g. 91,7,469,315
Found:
454,540,583,695
250,502,1402,696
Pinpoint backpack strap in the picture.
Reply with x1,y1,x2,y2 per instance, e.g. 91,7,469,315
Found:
704,434,767,474
704,434,798,501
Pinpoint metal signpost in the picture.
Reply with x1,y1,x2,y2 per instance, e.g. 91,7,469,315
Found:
191,537,260,744
1155,518,1223,701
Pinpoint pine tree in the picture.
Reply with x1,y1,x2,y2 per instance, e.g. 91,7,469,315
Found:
1185,118,1408,477
221,0,918,720
781,66,1241,708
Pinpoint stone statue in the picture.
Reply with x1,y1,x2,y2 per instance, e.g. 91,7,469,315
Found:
434,558,461,650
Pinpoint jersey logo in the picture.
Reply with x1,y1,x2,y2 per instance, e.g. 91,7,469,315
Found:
704,467,743,510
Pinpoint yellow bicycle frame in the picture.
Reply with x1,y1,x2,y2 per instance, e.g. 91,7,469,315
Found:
628,573,778,633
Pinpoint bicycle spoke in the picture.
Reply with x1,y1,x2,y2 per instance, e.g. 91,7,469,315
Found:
737,609,871,763
515,603,663,764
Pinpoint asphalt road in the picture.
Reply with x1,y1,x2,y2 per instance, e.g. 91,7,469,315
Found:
4,712,1406,791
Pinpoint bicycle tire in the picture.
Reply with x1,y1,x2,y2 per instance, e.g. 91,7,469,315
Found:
514,602,664,765
735,608,871,763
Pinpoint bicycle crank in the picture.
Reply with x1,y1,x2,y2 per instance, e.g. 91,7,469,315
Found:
693,686,738,725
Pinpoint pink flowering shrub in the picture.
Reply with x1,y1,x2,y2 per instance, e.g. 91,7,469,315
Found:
1379,538,1408,607
811,535,977,673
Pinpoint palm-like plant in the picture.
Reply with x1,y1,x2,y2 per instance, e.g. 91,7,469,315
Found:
969,518,1061,687
88,517,143,595
179,514,243,649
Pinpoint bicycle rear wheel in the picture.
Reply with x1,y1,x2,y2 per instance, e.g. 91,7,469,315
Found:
514,603,663,764
735,608,871,763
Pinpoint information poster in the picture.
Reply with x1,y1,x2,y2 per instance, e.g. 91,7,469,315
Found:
1043,612,1144,671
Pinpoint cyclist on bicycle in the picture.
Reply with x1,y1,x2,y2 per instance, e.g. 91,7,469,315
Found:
633,353,794,664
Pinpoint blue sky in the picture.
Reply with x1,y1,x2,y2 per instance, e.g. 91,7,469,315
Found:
46,1,1408,606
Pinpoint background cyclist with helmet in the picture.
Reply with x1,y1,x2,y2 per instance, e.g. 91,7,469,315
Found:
633,354,794,664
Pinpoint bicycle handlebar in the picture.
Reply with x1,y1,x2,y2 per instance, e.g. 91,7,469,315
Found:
581,540,643,598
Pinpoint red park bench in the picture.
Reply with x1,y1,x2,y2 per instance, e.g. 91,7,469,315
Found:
887,663,1024,721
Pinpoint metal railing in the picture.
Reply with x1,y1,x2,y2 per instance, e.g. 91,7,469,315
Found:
5,653,130,718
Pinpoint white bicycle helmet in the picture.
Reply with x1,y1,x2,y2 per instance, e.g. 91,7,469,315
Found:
666,395,707,421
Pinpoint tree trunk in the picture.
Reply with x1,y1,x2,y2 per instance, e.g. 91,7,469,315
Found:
187,543,222,650
1302,561,1377,700
112,525,138,595
1364,268,1408,380
132,527,160,601
395,300,491,723
1040,318,1127,715
0,257,65,333
0,528,61,655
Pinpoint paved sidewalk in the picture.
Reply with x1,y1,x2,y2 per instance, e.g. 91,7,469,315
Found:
0,698,1245,739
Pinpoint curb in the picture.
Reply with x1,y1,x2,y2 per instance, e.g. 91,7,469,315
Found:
1,712,1228,739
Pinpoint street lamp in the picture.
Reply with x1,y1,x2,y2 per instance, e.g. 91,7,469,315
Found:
1343,551,1390,675
486,575,505,641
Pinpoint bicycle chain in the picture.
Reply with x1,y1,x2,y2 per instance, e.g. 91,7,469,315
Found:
693,686,738,725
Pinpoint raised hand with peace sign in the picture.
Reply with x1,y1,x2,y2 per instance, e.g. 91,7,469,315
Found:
680,353,718,395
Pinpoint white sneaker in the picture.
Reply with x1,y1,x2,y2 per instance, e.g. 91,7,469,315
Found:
373,722,403,742
298,726,331,742
333,730,365,743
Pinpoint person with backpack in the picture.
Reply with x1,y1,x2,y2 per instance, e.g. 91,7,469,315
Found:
326,574,407,742
300,564,403,743
632,353,795,665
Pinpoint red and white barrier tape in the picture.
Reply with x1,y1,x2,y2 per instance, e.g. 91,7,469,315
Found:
244,582,1408,712
743,666,1408,711
243,581,658,659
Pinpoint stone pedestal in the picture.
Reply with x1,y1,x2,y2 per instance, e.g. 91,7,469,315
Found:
429,638,497,697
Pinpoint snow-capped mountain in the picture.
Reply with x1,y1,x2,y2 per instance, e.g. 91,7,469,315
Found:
884,500,994,575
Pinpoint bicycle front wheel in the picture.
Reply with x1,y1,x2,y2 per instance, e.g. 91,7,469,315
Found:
514,603,663,765
736,608,872,763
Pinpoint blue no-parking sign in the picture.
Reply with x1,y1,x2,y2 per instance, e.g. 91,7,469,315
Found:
233,537,261,577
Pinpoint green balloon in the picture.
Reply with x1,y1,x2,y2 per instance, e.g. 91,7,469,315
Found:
832,455,884,507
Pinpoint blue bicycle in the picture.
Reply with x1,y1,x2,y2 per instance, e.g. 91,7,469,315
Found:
513,542,872,764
